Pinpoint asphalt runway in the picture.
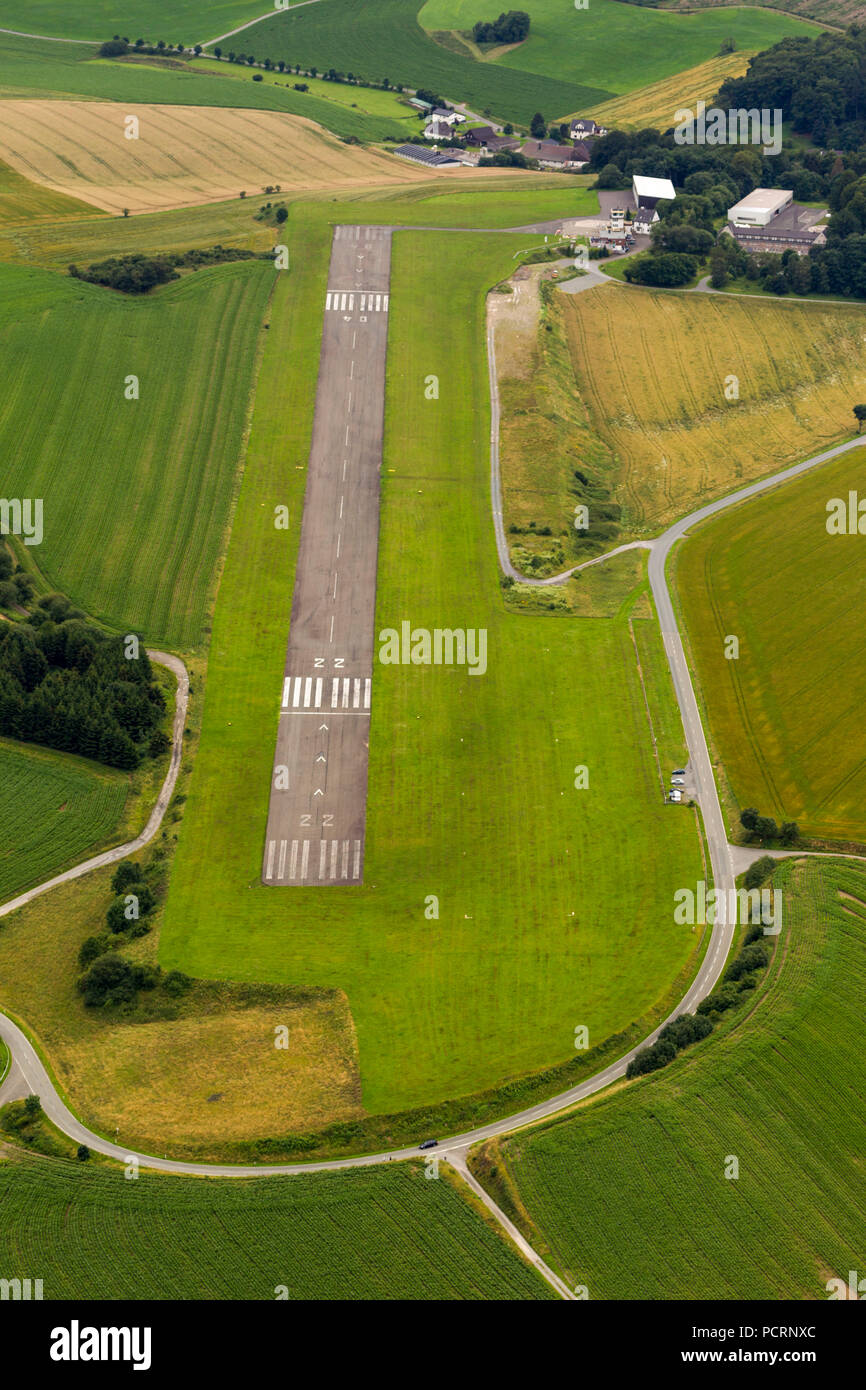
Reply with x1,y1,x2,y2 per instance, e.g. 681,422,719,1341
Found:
262,224,391,886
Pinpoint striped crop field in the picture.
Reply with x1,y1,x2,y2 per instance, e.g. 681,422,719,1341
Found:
0,101,439,216
419,0,812,99
0,1,266,39
474,857,866,1299
675,447,866,843
0,259,272,648
588,51,753,130
0,1157,554,1300
0,741,128,902
561,285,866,532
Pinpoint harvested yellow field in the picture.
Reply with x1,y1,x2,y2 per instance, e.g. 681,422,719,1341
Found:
65,997,364,1156
563,283,866,530
588,51,752,130
0,100,443,214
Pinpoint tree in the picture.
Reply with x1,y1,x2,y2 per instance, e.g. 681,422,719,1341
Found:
779,821,800,845
530,111,546,139
853,404,866,432
24,1094,41,1118
194,44,202,55
596,162,624,190
275,205,288,224
740,806,759,833
743,855,775,890
755,815,778,843
111,859,143,895
214,46,222,59
122,208,129,218
77,1145,91,1161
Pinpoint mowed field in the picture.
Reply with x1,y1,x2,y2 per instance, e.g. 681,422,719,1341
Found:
0,1157,553,1300
0,33,416,140
675,448,866,843
0,862,369,1158
475,858,866,1299
0,176,594,270
0,741,128,902
589,51,753,130
562,284,866,532
0,261,271,648
0,0,266,40
161,208,705,1118
0,101,440,215
0,156,94,227
419,0,814,97
245,0,614,126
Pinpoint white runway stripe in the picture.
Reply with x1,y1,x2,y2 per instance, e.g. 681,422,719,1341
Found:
303,676,312,708
300,839,310,880
289,840,299,880
315,676,322,708
278,839,288,879
364,678,371,709
332,678,339,708
293,676,302,707
341,840,349,879
281,677,291,709
265,840,276,880
342,678,349,709
319,839,328,879
353,677,361,709
353,840,361,879
330,840,338,880
383,293,389,311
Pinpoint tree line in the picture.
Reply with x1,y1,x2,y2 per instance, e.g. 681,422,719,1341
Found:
472,11,530,45
68,246,266,294
0,582,168,771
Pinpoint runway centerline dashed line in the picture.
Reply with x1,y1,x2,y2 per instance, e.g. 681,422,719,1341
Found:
263,224,391,887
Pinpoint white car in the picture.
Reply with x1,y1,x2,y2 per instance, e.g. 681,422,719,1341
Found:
669,790,682,803
671,776,685,787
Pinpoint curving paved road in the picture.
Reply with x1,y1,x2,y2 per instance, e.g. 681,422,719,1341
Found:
0,652,188,925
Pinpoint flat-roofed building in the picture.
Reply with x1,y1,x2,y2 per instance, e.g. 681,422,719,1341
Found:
727,188,793,227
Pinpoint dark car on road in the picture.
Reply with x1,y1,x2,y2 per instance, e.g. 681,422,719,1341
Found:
419,1139,439,1150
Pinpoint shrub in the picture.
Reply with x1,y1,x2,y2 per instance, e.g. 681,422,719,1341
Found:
78,955,137,1006
743,855,775,890
626,1038,677,1078
110,859,143,895
658,1012,713,1050
78,935,111,969
163,970,193,997
725,942,769,982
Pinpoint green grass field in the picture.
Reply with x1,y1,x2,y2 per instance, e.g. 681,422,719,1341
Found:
160,205,704,1121
0,177,595,269
475,856,866,1299
0,1156,553,1299
245,0,615,125
190,56,421,138
0,33,411,140
0,1,265,42
0,259,271,648
0,741,129,902
0,157,94,227
675,448,866,844
420,0,816,98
